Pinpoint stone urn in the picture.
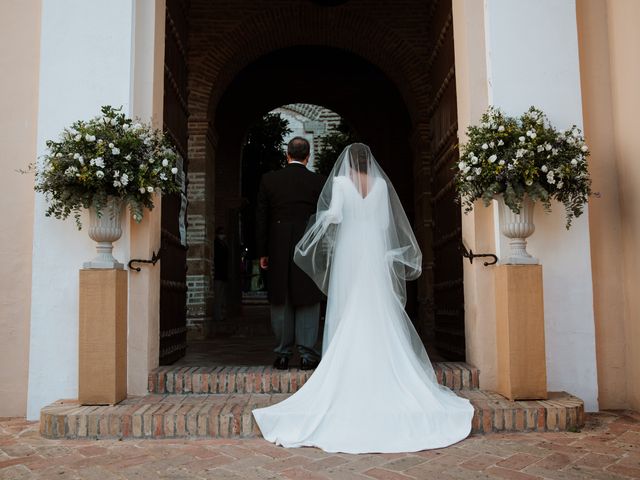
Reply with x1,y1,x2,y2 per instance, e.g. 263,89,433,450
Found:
496,194,539,265
83,196,125,269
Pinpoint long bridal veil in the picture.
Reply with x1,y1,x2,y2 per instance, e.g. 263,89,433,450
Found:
293,143,446,389
294,143,421,305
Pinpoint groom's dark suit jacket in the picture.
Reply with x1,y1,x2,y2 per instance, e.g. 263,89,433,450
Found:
256,162,326,306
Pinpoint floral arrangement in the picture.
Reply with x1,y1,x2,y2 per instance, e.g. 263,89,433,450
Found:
27,105,182,228
454,106,593,229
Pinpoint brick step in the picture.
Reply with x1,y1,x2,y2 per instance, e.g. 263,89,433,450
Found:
148,362,480,394
40,390,584,439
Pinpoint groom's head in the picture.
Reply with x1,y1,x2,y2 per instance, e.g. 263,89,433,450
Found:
287,137,310,164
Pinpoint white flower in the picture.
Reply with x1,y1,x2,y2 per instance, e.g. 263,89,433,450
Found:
537,145,545,153
139,187,146,193
123,124,130,131
482,143,489,150
507,164,514,170
530,131,537,139
125,154,132,161
97,139,103,144
55,153,62,158
171,167,178,174
74,134,82,141
498,160,506,166
465,175,474,181
73,153,80,159
497,140,504,146
571,158,578,166
148,157,155,164
77,156,84,165
96,170,104,179
474,167,482,175
471,155,479,165
519,136,526,143
498,125,505,132
458,161,467,171
488,154,497,163
489,141,495,148
94,157,104,168
515,148,527,159
557,181,564,189
113,180,121,187
64,166,78,177
526,179,533,186
109,142,115,148
468,152,475,159
552,148,558,155
112,147,120,155
162,158,169,167
541,165,548,173
160,173,167,181
545,143,552,151
581,145,588,152
120,173,129,186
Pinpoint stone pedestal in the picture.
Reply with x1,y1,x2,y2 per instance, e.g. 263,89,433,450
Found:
79,269,128,405
495,264,547,400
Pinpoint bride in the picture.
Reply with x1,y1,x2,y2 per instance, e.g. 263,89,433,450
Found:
252,143,474,453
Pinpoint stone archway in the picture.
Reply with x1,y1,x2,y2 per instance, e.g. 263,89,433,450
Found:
180,0,464,360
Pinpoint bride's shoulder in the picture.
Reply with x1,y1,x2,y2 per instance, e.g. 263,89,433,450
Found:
332,176,349,186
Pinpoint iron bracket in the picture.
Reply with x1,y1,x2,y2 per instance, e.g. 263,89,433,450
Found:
459,242,498,267
128,248,162,272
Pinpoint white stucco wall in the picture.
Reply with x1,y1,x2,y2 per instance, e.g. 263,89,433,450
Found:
27,0,136,420
485,0,598,411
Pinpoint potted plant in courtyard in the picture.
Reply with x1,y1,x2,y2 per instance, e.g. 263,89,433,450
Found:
454,106,593,264
28,105,182,269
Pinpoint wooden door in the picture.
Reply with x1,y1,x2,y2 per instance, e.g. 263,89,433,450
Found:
160,0,190,365
428,0,465,360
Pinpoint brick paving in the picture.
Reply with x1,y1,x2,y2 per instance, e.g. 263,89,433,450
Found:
2,410,640,479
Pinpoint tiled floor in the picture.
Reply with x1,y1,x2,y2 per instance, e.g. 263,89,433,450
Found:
2,410,640,479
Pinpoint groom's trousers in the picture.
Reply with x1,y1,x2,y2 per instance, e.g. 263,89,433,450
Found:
270,290,321,362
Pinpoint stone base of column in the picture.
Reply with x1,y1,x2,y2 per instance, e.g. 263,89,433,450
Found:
79,269,128,405
495,265,548,401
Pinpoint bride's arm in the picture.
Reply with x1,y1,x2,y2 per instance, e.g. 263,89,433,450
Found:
323,177,344,226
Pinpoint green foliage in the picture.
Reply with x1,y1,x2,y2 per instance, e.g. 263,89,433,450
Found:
243,113,292,172
454,105,593,229
314,119,358,176
23,105,182,229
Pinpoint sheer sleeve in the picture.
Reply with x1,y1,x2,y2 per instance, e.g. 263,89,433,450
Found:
323,177,344,227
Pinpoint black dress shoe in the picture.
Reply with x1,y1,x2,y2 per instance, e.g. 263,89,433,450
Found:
273,356,289,370
300,358,320,370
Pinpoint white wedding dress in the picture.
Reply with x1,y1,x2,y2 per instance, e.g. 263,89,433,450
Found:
252,144,474,454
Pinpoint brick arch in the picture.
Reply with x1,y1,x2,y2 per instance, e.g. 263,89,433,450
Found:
184,0,446,345
189,5,429,128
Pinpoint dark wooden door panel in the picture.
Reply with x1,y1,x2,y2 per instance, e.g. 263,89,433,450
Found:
429,0,465,360
160,0,190,365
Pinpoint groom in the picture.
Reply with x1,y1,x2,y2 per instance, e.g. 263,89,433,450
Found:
256,137,326,370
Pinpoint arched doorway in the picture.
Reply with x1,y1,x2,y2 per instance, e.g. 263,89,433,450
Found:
161,0,465,365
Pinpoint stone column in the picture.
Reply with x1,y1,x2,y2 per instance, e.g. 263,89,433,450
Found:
27,0,164,419
453,0,598,410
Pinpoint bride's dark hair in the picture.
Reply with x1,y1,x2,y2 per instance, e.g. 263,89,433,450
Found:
349,143,370,172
